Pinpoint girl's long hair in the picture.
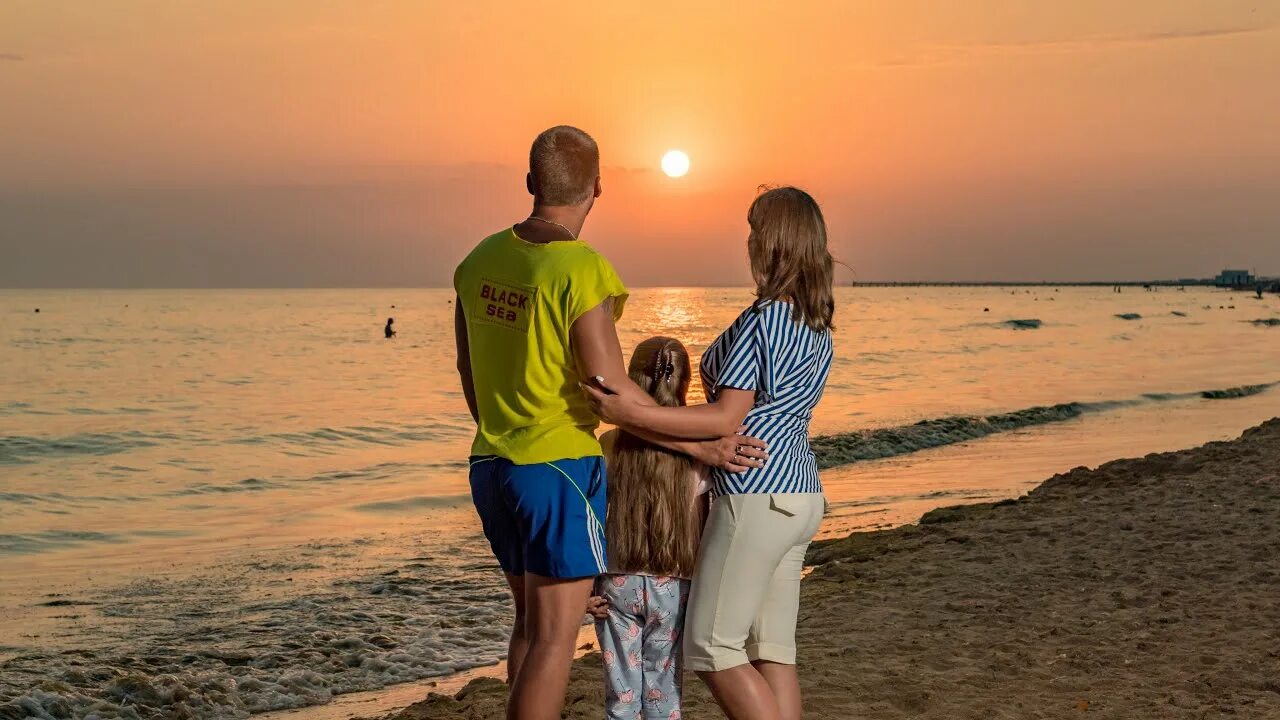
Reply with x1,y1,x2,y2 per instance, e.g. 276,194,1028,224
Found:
606,336,699,578
748,186,835,332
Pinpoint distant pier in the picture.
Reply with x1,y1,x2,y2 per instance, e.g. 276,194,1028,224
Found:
849,281,1205,288
852,278,1275,291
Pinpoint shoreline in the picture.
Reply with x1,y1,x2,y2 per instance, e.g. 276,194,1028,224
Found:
368,418,1280,719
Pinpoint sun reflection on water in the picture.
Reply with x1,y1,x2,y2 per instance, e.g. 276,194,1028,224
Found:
622,287,725,403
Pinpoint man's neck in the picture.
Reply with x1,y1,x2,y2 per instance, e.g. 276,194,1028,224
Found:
528,204,588,238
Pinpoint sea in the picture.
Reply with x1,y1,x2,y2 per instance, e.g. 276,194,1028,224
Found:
2,286,1277,719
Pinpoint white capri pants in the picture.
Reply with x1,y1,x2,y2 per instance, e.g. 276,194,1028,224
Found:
683,492,825,671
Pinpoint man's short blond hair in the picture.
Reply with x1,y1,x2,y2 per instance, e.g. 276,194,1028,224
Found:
529,126,599,206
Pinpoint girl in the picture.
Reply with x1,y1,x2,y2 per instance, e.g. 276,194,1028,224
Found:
586,186,835,720
595,336,709,720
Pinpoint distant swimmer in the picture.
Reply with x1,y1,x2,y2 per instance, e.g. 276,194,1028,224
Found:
384,317,396,339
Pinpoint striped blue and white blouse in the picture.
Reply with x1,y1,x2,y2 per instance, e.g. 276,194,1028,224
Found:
700,299,833,496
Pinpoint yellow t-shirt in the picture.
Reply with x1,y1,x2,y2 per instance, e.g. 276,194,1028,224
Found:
454,227,628,464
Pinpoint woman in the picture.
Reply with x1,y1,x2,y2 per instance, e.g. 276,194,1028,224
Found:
585,186,834,720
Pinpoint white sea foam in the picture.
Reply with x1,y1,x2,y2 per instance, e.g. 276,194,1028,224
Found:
0,541,511,719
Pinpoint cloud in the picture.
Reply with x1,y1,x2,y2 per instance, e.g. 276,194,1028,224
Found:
969,25,1268,52
0,53,24,62
875,24,1273,68
1131,26,1267,42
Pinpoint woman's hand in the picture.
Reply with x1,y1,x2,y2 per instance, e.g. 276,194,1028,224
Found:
697,427,769,473
580,376,640,425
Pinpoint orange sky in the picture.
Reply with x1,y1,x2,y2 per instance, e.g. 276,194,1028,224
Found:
2,1,1278,286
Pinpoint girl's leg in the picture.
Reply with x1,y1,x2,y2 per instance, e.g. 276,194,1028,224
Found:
640,577,690,718
595,575,645,720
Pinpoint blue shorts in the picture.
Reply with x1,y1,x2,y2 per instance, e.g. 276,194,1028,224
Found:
468,455,607,579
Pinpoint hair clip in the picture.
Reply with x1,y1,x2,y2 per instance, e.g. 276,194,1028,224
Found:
653,345,676,383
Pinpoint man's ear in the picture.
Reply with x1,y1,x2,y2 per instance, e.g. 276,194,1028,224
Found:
526,172,536,197
593,175,603,199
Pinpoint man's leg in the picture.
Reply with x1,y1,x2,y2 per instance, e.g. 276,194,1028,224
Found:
506,573,594,720
504,456,607,719
504,573,527,684
468,457,529,686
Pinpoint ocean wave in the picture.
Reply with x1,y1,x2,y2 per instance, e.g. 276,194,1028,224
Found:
812,403,1087,469
0,491,140,508
353,494,472,513
0,421,471,465
169,477,286,496
811,381,1278,470
1200,383,1276,399
1000,318,1042,329
0,431,168,465
0,463,470,528
0,547,511,720
0,530,129,555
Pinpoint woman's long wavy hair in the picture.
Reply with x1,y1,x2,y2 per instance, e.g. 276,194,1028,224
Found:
748,186,835,332
606,336,699,578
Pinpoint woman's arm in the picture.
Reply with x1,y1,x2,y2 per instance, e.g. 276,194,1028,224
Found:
583,377,756,440
571,303,767,470
628,424,766,472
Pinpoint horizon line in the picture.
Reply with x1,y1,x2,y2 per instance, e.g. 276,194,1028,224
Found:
2,279,1270,292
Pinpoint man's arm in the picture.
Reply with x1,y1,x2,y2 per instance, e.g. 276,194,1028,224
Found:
568,299,648,403
453,296,479,424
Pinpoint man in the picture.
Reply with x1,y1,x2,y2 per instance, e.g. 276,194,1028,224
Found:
453,125,765,719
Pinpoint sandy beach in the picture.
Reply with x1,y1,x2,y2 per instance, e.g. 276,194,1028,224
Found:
378,418,1280,720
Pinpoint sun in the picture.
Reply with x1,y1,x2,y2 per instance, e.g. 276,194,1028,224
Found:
661,150,690,178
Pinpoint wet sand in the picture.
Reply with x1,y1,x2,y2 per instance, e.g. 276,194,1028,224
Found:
376,418,1280,720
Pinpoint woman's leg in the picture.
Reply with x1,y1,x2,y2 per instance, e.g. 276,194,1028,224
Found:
746,543,807,720
697,665,784,720
595,575,644,719
684,496,796,720
753,662,801,720
745,494,825,720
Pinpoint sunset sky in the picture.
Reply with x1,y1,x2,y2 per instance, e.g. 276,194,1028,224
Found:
2,1,1278,287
